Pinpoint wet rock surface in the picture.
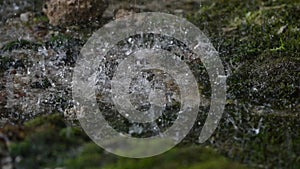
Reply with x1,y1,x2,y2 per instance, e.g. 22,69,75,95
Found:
0,0,299,168
0,37,83,124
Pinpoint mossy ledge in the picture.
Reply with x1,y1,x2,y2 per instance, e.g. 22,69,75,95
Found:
6,113,250,169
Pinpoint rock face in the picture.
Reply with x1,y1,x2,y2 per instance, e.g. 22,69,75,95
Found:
114,8,135,19
43,0,108,26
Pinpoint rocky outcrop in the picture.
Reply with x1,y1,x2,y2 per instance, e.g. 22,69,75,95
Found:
43,0,108,26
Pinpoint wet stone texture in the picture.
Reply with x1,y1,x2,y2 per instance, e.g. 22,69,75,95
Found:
0,0,299,169
0,37,84,124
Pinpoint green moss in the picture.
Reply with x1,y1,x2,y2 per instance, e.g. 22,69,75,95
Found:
102,146,250,169
7,114,251,169
24,113,65,128
214,106,300,168
184,0,300,168
10,114,89,168
187,0,299,110
64,143,107,169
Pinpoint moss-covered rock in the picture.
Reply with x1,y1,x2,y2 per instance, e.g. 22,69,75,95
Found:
101,146,250,169
0,0,299,169
187,0,299,111
7,114,250,169
9,113,89,168
184,0,299,168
